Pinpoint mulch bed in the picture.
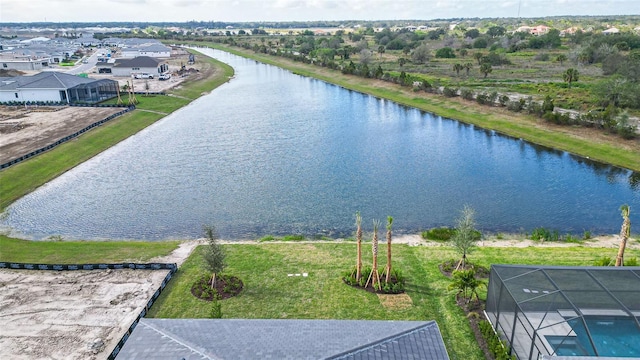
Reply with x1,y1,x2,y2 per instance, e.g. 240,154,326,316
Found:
191,274,243,301
438,259,490,279
456,295,493,360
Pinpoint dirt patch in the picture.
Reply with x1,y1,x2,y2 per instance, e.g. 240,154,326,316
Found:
0,106,125,164
0,268,169,360
377,293,413,310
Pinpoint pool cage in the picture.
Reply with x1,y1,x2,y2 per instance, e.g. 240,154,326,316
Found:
486,265,640,359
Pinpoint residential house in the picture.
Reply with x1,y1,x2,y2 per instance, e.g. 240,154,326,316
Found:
98,56,168,77
0,72,118,104
121,44,171,58
603,27,620,35
515,25,550,36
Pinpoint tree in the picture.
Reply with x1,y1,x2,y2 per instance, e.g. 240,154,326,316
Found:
487,26,506,38
436,47,456,58
355,211,363,281
451,205,480,270
384,216,393,283
556,54,567,66
615,205,631,266
453,63,463,76
359,49,373,65
411,44,431,64
563,68,579,88
473,52,484,65
398,57,407,67
480,62,493,78
202,225,226,289
464,62,473,76
377,45,385,60
365,219,382,290
465,28,480,39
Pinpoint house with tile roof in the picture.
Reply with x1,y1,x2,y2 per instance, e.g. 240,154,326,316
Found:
0,72,118,104
116,319,449,360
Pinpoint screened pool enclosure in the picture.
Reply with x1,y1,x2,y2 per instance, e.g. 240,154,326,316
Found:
486,265,640,359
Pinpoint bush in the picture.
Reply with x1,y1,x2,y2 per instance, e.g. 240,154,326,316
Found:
442,86,458,97
479,320,517,360
460,88,474,100
422,227,457,241
594,256,613,266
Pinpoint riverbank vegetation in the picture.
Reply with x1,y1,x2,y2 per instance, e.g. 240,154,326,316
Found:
0,53,233,212
168,17,640,171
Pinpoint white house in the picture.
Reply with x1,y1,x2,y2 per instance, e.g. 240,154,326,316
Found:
121,44,171,58
603,27,620,35
0,72,118,104
99,56,168,77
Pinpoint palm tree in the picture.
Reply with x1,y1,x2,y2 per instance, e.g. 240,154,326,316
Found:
563,68,579,88
473,52,484,65
398,57,406,67
453,63,463,76
377,45,385,60
556,54,567,66
464,62,473,76
355,211,363,281
448,269,485,304
365,219,382,290
615,205,631,266
384,216,393,283
480,62,492,78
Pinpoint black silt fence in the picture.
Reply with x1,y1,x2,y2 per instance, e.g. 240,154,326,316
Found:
0,105,135,170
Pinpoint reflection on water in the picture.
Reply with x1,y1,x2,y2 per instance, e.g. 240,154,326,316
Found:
1,48,639,240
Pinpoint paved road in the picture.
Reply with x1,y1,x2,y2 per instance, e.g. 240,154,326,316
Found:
65,51,99,75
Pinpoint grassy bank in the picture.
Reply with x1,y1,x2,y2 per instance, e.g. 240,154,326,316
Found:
0,54,233,212
188,41,639,172
147,242,640,360
0,235,178,263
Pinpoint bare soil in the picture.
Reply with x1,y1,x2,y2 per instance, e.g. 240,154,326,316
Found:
0,106,124,164
0,241,200,360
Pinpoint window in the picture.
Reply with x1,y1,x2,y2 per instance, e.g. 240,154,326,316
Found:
132,67,140,70
15,92,18,98
3,64,7,68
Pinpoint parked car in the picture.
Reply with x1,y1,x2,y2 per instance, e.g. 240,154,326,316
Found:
159,73,171,80
133,73,153,79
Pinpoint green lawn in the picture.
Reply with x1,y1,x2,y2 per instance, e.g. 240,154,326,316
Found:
148,242,640,360
0,235,179,263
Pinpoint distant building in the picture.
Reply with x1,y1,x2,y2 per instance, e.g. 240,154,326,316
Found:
0,72,118,104
120,44,171,58
602,27,620,35
98,56,168,77
515,25,550,36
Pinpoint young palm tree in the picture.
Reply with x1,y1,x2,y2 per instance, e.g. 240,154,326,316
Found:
563,68,579,88
453,63,463,76
355,211,363,281
384,216,394,283
615,205,631,266
365,219,382,290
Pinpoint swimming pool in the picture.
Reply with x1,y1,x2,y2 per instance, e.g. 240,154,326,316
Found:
547,316,640,357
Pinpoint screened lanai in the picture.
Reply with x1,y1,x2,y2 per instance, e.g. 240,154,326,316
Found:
486,265,640,360
66,79,118,104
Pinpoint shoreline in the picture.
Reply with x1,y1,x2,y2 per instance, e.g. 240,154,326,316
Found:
189,42,640,172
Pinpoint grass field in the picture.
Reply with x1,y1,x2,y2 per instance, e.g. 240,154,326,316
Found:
0,235,179,263
147,241,640,360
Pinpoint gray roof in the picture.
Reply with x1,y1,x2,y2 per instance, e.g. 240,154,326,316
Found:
116,319,449,360
0,71,95,91
113,56,163,68
139,44,171,52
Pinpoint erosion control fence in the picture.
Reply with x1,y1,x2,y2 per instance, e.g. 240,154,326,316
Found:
0,261,177,360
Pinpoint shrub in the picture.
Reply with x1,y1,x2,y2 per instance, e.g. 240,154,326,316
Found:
594,256,613,266
583,230,592,240
460,88,474,100
442,86,458,97
625,257,639,266
422,227,457,241
283,234,305,241
476,92,490,105
479,320,516,360
210,297,222,318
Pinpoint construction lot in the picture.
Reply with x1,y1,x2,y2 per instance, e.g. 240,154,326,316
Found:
0,268,170,360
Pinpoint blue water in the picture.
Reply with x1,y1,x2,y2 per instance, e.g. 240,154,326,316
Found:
1,48,639,240
551,317,640,357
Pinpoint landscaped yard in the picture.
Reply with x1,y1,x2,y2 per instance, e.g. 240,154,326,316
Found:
148,241,640,360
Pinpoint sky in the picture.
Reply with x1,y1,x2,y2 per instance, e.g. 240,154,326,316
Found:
1,0,639,23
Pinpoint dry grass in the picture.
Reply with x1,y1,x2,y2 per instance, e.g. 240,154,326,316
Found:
377,293,414,310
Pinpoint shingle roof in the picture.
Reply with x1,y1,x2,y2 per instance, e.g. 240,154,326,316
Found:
116,319,449,360
113,56,163,68
0,72,94,91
